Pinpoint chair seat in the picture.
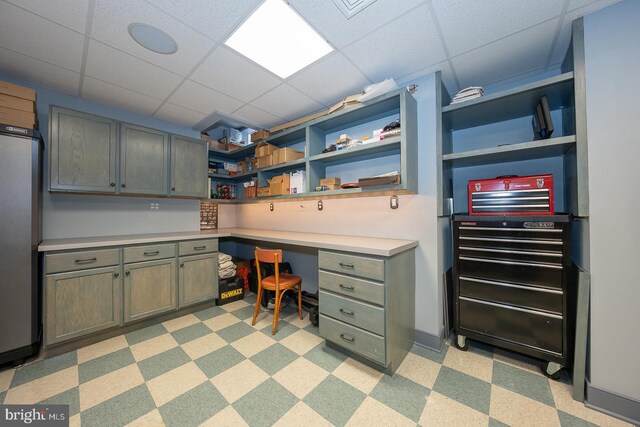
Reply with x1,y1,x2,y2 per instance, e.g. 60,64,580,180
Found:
261,273,301,289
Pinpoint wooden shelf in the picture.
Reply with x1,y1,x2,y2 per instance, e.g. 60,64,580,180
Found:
257,158,306,174
309,136,401,165
208,171,257,182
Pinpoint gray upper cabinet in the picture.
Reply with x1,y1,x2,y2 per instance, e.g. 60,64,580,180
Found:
170,135,208,198
120,123,169,196
49,107,117,193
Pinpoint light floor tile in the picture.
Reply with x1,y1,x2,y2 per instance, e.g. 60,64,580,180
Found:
549,378,633,427
274,401,333,427
211,359,269,404
69,413,81,427
272,357,329,399
346,396,415,427
200,405,249,426
231,331,276,358
79,364,144,411
125,408,164,427
332,358,383,394
181,332,226,360
280,329,324,356
244,311,274,330
420,391,490,427
146,362,207,407
492,347,542,375
130,334,179,362
283,311,311,329
490,385,560,427
162,313,201,332
395,351,441,389
443,346,494,382
77,335,129,364
220,299,250,312
203,313,241,332
0,369,14,392
4,366,78,404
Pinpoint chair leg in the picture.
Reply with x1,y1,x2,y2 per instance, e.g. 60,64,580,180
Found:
298,285,303,320
252,283,262,326
271,289,280,334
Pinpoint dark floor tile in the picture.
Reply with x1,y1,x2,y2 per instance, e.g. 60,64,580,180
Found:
489,417,510,427
304,343,347,373
230,305,256,321
492,361,555,406
39,386,80,416
78,348,135,384
370,374,429,422
195,345,245,379
260,320,298,340
138,347,191,381
11,351,77,387
432,366,491,414
1,391,6,404
250,343,299,376
411,343,447,364
233,379,298,427
303,375,366,426
557,410,599,427
194,305,226,321
171,323,212,345
216,321,255,343
159,382,228,426
125,323,168,346
80,384,156,427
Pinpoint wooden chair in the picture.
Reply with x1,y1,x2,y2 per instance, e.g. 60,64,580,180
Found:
251,247,303,334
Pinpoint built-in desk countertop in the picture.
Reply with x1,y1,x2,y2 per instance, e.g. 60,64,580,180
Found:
38,228,418,257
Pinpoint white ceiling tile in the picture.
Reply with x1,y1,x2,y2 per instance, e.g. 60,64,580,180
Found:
251,84,325,122
0,46,80,96
232,104,285,129
451,19,560,89
288,0,425,49
432,0,565,56
82,77,163,116
154,102,206,127
90,0,215,76
167,80,244,115
395,61,459,95
287,52,371,106
147,0,263,42
5,0,89,33
341,4,446,84
190,46,281,103
84,40,182,100
0,2,85,71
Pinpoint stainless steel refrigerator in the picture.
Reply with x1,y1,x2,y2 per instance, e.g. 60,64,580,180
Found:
0,125,42,365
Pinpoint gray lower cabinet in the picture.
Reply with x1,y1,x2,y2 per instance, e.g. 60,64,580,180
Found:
45,265,121,346
124,257,177,323
179,253,218,308
170,135,208,198
120,123,169,196
318,248,415,373
49,107,117,193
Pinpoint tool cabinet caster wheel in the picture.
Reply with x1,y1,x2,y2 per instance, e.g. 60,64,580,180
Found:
454,334,469,351
541,361,562,380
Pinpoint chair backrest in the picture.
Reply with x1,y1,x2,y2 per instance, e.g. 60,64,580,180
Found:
254,247,283,284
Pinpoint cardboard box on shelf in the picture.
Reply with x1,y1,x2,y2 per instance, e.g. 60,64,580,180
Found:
272,147,304,165
0,106,36,129
0,93,35,113
256,154,272,169
243,185,257,198
269,174,290,195
226,143,241,151
0,81,36,101
320,177,341,187
257,186,270,197
270,109,329,134
255,141,277,157
250,129,271,142
208,140,227,151
329,92,363,114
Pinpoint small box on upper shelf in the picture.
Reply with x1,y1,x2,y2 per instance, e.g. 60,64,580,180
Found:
255,141,277,157
272,147,304,165
320,177,341,190
257,186,270,197
251,129,271,142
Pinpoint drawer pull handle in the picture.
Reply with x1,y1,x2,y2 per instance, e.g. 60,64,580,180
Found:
340,334,355,343
338,284,354,291
144,251,160,256
74,257,97,264
339,262,355,269
193,246,206,250
125,271,130,276
339,308,354,316
114,272,119,278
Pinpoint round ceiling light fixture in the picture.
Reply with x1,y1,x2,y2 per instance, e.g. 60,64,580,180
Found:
127,23,178,54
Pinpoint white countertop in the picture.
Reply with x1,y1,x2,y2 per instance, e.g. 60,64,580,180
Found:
38,228,417,257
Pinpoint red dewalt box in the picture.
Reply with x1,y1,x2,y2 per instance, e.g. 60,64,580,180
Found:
468,174,554,215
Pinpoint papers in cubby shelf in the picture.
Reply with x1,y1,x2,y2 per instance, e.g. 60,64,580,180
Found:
451,86,484,104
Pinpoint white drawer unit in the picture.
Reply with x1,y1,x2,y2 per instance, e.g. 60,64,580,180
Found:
318,248,415,373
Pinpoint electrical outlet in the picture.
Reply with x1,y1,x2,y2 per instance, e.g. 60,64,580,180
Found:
149,202,159,210
298,203,305,212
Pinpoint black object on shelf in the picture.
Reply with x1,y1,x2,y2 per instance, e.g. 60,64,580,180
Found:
216,276,244,306
540,95,554,138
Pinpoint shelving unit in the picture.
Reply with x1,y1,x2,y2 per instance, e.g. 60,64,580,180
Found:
208,88,417,202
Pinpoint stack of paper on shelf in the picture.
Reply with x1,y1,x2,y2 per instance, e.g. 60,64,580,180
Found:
451,86,484,104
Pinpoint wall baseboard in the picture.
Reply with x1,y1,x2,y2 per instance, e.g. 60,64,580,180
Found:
414,328,445,352
586,380,640,425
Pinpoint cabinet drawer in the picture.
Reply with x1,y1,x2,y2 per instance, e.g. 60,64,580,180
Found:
318,271,384,306
124,243,176,263
320,314,386,365
459,256,563,288
459,296,563,355
319,251,384,282
320,291,384,335
178,239,218,256
46,248,120,274
459,276,563,314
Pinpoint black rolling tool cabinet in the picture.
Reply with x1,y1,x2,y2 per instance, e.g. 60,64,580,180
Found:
452,214,575,378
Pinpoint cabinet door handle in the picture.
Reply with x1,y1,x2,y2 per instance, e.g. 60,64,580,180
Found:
121,183,126,188
171,187,176,191
110,182,115,187
338,284,354,291
125,271,130,276
144,251,160,256
114,272,120,278
180,263,184,267
339,262,354,269
193,245,206,250
339,308,354,316
340,334,355,343
74,257,97,264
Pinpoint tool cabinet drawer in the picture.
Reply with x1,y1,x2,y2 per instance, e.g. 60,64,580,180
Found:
123,243,176,263
458,256,563,288
320,314,386,365
320,291,384,335
178,239,218,256
318,271,384,306
46,248,120,274
319,251,384,281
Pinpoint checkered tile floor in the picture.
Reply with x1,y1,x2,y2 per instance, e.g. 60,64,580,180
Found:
0,293,631,426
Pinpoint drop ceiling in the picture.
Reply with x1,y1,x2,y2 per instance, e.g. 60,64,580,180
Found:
0,0,620,130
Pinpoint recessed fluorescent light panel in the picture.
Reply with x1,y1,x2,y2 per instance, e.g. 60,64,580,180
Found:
225,0,333,79
128,23,177,54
